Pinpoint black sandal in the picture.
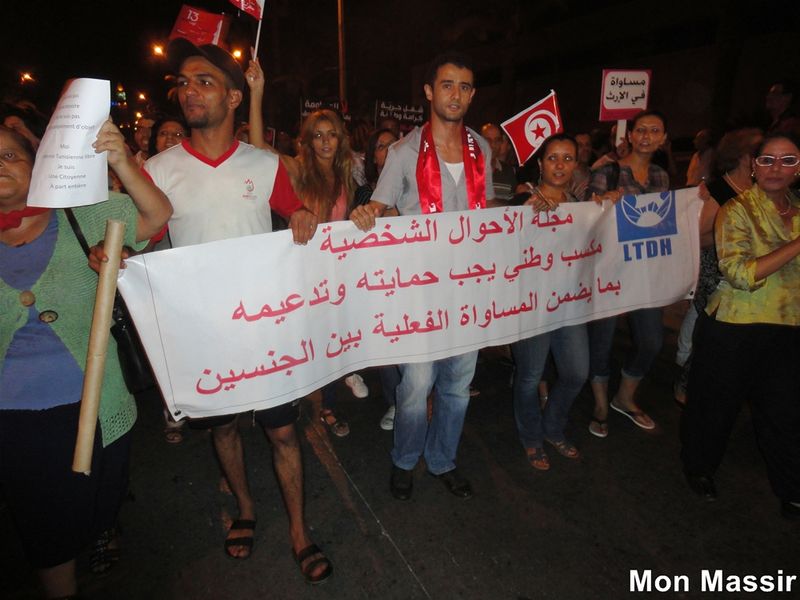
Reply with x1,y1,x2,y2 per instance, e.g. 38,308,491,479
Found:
293,543,333,584
90,528,121,575
224,519,256,559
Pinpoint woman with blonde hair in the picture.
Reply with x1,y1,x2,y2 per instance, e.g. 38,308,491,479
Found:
293,109,366,435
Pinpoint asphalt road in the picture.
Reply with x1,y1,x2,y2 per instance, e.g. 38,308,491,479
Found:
3,302,797,599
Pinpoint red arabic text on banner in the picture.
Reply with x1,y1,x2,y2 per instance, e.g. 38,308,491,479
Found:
598,69,652,121
169,5,230,47
500,90,563,167
228,0,265,20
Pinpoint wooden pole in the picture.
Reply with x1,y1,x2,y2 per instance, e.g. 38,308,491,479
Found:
72,219,126,475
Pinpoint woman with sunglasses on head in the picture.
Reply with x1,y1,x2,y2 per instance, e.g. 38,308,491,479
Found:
512,133,589,470
585,110,670,437
680,133,800,518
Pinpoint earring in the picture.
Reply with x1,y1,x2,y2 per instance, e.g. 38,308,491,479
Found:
751,171,755,178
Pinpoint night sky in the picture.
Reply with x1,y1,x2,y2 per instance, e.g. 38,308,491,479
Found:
5,1,799,138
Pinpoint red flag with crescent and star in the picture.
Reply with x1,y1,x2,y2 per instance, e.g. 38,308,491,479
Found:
501,90,563,166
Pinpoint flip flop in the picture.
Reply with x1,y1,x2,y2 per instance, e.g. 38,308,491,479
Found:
610,400,655,430
589,418,608,438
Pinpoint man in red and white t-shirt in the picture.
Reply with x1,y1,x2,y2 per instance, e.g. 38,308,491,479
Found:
143,39,330,582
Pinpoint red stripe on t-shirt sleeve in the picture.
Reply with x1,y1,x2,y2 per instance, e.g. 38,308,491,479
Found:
268,160,303,219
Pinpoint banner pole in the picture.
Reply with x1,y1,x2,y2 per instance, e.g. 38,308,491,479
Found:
72,219,126,475
615,119,627,149
254,18,263,58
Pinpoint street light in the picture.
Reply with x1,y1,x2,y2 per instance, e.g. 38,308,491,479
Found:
138,92,147,101
20,72,35,84
232,49,243,60
153,44,164,57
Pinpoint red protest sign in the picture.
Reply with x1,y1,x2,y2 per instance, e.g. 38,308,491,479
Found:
500,90,563,167
598,69,651,121
169,5,230,47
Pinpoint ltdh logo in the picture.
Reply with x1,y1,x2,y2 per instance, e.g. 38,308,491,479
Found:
615,191,677,262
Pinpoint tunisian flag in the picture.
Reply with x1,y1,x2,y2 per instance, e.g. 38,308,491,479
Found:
229,0,265,20
501,90,563,166
169,5,230,46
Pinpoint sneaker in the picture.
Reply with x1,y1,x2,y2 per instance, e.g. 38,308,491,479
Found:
344,373,369,399
380,405,396,430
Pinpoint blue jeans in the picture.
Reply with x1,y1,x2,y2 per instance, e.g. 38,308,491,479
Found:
390,351,478,475
511,324,589,448
588,308,663,383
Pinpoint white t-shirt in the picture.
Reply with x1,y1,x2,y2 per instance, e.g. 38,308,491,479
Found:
144,139,300,247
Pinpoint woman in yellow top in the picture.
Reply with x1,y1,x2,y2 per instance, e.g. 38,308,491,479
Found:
681,132,800,519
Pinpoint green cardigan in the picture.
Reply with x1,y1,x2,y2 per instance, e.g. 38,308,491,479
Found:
1,194,144,446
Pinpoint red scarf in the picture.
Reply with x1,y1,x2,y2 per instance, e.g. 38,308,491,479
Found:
0,207,49,231
416,123,486,214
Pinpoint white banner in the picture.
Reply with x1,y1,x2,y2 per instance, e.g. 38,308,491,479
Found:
118,189,702,419
27,78,110,208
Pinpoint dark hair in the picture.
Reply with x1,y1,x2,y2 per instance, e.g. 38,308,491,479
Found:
148,115,189,156
0,102,49,141
0,124,36,161
755,131,800,156
629,109,668,132
364,128,398,186
425,51,475,87
535,133,578,160
714,127,763,174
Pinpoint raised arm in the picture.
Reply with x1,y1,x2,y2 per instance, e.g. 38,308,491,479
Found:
245,56,268,150
92,119,172,241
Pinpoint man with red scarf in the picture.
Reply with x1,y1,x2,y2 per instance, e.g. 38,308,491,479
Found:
351,52,494,501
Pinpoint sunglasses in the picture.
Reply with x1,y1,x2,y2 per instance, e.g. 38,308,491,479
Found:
754,154,800,168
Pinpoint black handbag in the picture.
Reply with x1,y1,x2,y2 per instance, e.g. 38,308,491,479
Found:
65,208,155,394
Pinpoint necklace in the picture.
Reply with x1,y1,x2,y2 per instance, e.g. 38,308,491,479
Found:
723,172,747,195
775,192,795,216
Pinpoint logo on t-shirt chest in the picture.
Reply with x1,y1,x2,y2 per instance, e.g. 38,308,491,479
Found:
241,178,258,200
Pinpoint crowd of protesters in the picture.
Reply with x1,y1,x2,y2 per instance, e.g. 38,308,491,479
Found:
1,42,798,598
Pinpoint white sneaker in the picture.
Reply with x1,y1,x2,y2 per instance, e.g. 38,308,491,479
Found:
344,373,369,398
380,405,396,431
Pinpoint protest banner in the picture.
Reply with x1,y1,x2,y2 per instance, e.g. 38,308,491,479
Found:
599,69,651,146
374,100,425,135
27,79,110,209
169,5,230,47
301,98,351,122
501,91,563,166
119,189,702,420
